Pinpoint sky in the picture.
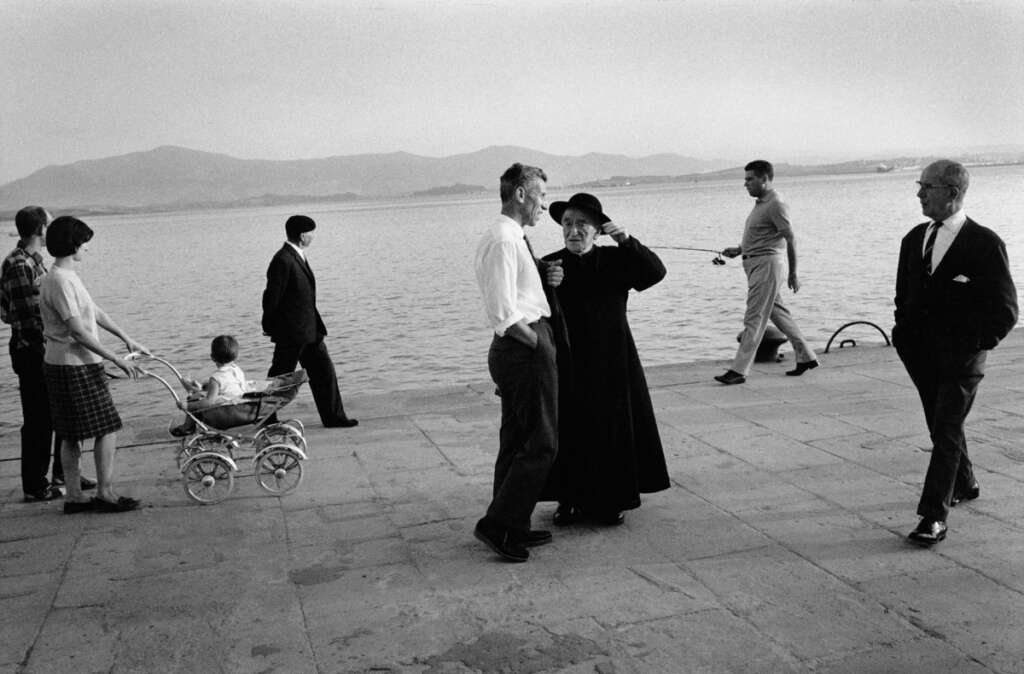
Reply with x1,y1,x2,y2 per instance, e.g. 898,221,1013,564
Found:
2,0,1023,184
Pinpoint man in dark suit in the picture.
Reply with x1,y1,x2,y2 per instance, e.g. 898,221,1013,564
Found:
894,160,1017,546
262,215,357,428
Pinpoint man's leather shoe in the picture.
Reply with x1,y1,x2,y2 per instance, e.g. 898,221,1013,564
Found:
907,518,947,546
593,510,625,526
23,488,60,502
474,519,529,562
951,482,980,507
325,418,358,428
553,503,578,526
517,529,553,547
714,370,746,385
786,360,819,376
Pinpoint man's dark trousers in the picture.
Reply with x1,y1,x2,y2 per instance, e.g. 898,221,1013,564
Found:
268,339,349,425
896,333,984,522
12,347,62,493
485,319,558,534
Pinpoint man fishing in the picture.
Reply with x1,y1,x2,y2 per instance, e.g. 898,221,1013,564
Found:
714,160,818,385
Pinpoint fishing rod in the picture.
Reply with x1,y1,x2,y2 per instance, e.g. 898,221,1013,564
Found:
650,245,729,266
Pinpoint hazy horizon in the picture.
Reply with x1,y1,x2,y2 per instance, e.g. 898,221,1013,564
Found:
3,0,1022,184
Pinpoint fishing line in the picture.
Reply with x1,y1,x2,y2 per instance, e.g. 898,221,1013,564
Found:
650,245,728,266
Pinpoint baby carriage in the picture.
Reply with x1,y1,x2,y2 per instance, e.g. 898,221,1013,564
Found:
129,353,309,504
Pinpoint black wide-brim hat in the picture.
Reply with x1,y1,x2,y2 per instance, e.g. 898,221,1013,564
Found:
549,192,611,227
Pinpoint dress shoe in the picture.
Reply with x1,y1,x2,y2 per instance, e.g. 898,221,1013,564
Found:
517,529,553,547
325,418,358,428
786,359,819,376
907,518,947,546
474,518,529,562
23,488,61,503
553,503,578,526
592,510,625,526
951,482,980,507
714,370,746,385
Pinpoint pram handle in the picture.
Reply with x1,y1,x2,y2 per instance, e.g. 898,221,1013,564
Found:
126,352,216,434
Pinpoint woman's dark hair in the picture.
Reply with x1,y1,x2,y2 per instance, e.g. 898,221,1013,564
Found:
210,335,239,365
45,215,94,257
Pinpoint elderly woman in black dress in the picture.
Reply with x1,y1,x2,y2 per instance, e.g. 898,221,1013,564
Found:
540,193,670,526
39,216,147,513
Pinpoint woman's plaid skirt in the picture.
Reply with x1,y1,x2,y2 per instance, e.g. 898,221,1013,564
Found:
44,362,122,440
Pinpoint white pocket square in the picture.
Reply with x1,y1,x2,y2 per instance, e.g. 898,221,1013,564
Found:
952,274,971,283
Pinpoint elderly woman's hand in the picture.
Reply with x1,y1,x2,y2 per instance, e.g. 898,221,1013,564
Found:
602,220,629,243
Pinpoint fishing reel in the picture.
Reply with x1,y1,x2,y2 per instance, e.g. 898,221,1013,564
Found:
712,253,726,266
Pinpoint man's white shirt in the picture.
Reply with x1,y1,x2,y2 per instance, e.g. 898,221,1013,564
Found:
925,208,966,271
474,215,550,336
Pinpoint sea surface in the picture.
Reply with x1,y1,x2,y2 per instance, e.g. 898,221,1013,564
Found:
2,164,1024,439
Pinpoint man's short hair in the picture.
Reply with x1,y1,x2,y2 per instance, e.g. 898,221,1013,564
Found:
744,160,774,181
210,334,239,365
285,215,316,241
499,163,548,202
46,215,94,257
15,206,48,239
930,160,970,194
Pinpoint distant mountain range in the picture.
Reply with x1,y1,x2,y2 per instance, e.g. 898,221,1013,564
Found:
0,145,730,215
1,144,1022,217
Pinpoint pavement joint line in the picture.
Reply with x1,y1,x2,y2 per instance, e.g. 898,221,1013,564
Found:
626,566,701,599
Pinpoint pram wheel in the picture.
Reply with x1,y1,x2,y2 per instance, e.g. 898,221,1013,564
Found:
182,452,236,504
254,423,308,455
178,432,237,469
253,444,304,495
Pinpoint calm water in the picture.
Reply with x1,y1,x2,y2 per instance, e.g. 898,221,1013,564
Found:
2,164,1024,434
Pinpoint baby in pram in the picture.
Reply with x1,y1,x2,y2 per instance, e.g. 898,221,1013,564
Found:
171,335,253,436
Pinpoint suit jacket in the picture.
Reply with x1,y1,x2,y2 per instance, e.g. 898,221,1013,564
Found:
894,217,1017,350
261,244,327,345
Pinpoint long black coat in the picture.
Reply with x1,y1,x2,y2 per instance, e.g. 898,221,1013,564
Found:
540,236,670,512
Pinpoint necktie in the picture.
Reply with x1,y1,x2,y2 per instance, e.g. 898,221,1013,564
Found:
923,222,942,275
523,235,536,259
525,235,571,351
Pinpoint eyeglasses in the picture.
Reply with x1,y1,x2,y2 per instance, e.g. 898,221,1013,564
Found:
916,181,949,191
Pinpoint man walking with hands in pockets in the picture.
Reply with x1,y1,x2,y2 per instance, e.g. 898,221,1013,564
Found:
895,160,1017,546
472,163,561,562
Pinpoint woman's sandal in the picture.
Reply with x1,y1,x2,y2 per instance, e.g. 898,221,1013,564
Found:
90,496,141,513
64,500,94,514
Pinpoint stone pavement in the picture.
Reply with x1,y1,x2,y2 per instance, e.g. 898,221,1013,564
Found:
3,331,1024,673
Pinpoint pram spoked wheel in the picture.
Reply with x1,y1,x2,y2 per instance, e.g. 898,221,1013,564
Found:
253,444,305,495
181,452,237,504
254,421,308,454
177,432,238,470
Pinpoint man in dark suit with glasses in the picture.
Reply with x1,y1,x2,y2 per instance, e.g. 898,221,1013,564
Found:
894,160,1017,546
